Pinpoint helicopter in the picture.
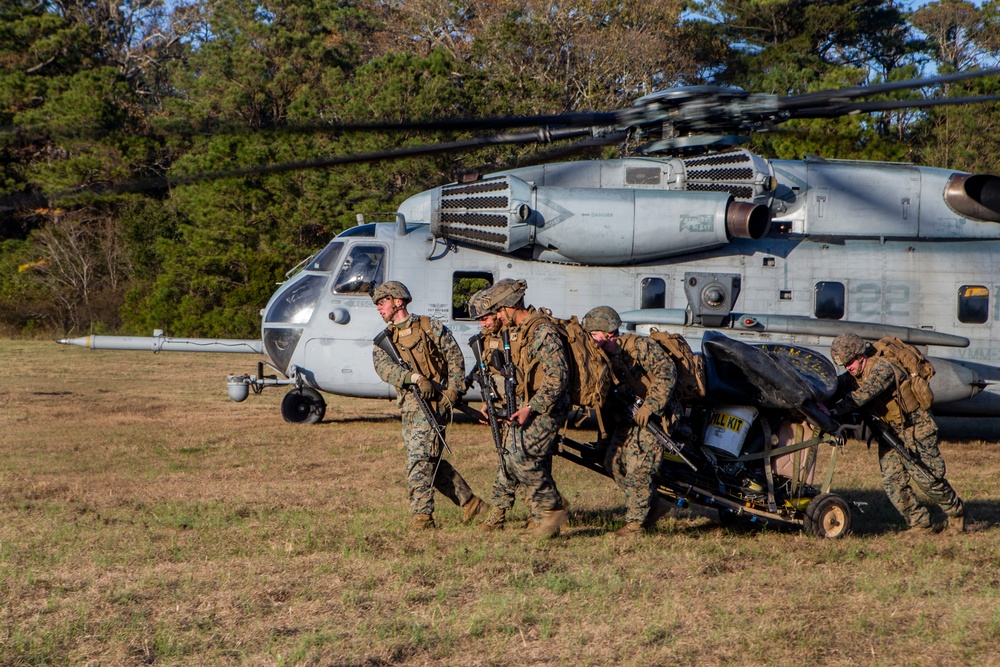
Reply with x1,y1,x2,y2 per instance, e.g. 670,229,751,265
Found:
57,68,1000,426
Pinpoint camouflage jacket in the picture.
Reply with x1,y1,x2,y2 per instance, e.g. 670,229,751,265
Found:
839,356,926,426
373,314,465,403
613,334,677,416
508,307,569,416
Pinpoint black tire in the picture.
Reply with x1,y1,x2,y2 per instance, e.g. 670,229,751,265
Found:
803,493,852,539
281,387,327,424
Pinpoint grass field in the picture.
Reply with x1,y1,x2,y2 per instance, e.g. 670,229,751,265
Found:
1,339,999,666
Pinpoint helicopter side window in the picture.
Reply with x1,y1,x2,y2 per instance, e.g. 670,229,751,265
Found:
814,281,845,320
640,277,666,309
452,271,494,319
333,245,385,294
306,242,344,272
958,285,989,324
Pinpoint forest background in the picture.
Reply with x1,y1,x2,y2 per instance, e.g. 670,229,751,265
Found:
3,0,1000,339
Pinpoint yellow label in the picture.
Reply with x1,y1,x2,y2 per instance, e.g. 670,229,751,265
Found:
709,411,745,433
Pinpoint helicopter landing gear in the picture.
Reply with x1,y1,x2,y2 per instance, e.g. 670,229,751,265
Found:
803,493,852,539
281,387,326,424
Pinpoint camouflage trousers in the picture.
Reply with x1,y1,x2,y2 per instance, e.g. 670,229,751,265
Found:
604,422,663,524
488,399,570,520
401,406,476,515
878,412,964,528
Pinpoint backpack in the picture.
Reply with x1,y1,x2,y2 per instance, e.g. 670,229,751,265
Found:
648,328,707,401
871,337,935,411
535,309,613,411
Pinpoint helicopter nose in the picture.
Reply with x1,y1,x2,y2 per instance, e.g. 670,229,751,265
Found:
726,201,771,240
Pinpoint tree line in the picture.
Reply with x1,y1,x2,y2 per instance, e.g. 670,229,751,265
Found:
2,0,999,338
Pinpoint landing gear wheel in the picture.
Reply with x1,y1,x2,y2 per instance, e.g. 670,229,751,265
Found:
803,493,851,539
281,387,326,424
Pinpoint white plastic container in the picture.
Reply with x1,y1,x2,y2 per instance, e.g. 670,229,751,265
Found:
703,405,758,456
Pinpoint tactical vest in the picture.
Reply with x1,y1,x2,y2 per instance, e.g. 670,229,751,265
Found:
507,308,552,401
857,357,909,425
390,315,448,384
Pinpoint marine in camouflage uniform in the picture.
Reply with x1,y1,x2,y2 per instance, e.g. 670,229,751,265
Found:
584,306,678,535
371,281,485,529
830,333,965,534
473,279,571,538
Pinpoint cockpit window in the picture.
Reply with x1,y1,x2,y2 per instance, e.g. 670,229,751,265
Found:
958,285,989,324
265,274,325,324
306,242,344,272
333,245,385,294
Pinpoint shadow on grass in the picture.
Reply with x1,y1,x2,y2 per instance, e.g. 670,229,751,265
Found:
323,414,398,424
840,489,1000,536
937,416,1000,442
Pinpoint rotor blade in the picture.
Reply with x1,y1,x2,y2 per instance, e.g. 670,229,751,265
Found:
1,126,595,209
1,111,621,141
789,94,1000,119
780,67,1000,111
302,112,620,135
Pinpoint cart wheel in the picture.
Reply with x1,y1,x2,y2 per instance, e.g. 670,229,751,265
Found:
281,387,326,424
803,493,851,539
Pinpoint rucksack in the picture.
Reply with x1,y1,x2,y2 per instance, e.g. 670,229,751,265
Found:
535,309,613,412
648,328,707,401
872,337,935,411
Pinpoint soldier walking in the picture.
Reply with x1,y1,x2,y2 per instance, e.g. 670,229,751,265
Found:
830,333,966,535
583,306,677,535
472,279,571,538
371,281,486,529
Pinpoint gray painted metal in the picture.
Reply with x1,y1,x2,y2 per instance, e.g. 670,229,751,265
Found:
58,335,263,354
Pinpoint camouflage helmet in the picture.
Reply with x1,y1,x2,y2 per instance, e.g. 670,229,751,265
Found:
370,280,411,305
477,278,527,312
467,288,496,319
830,333,869,366
582,305,622,333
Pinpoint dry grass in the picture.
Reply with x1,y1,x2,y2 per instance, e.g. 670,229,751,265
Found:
2,339,999,666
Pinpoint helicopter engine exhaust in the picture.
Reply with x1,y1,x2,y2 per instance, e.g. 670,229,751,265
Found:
944,173,1000,223
726,201,771,240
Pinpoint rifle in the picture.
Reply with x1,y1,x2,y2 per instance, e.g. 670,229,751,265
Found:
373,329,451,458
861,413,939,484
468,333,509,477
499,329,518,420
613,386,697,471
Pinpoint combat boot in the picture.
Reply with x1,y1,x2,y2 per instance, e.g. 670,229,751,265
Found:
902,522,935,538
642,497,672,530
613,522,646,537
478,506,506,532
409,513,436,530
533,508,569,539
945,513,966,535
462,496,486,524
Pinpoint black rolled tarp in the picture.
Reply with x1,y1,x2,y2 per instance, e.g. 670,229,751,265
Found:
700,331,839,432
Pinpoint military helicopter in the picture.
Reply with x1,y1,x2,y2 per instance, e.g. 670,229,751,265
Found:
58,68,1000,426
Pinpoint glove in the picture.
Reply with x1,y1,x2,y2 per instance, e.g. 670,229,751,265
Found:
411,374,434,400
442,387,463,408
634,403,654,429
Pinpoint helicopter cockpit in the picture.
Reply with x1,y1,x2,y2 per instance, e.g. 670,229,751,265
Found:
332,245,385,294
